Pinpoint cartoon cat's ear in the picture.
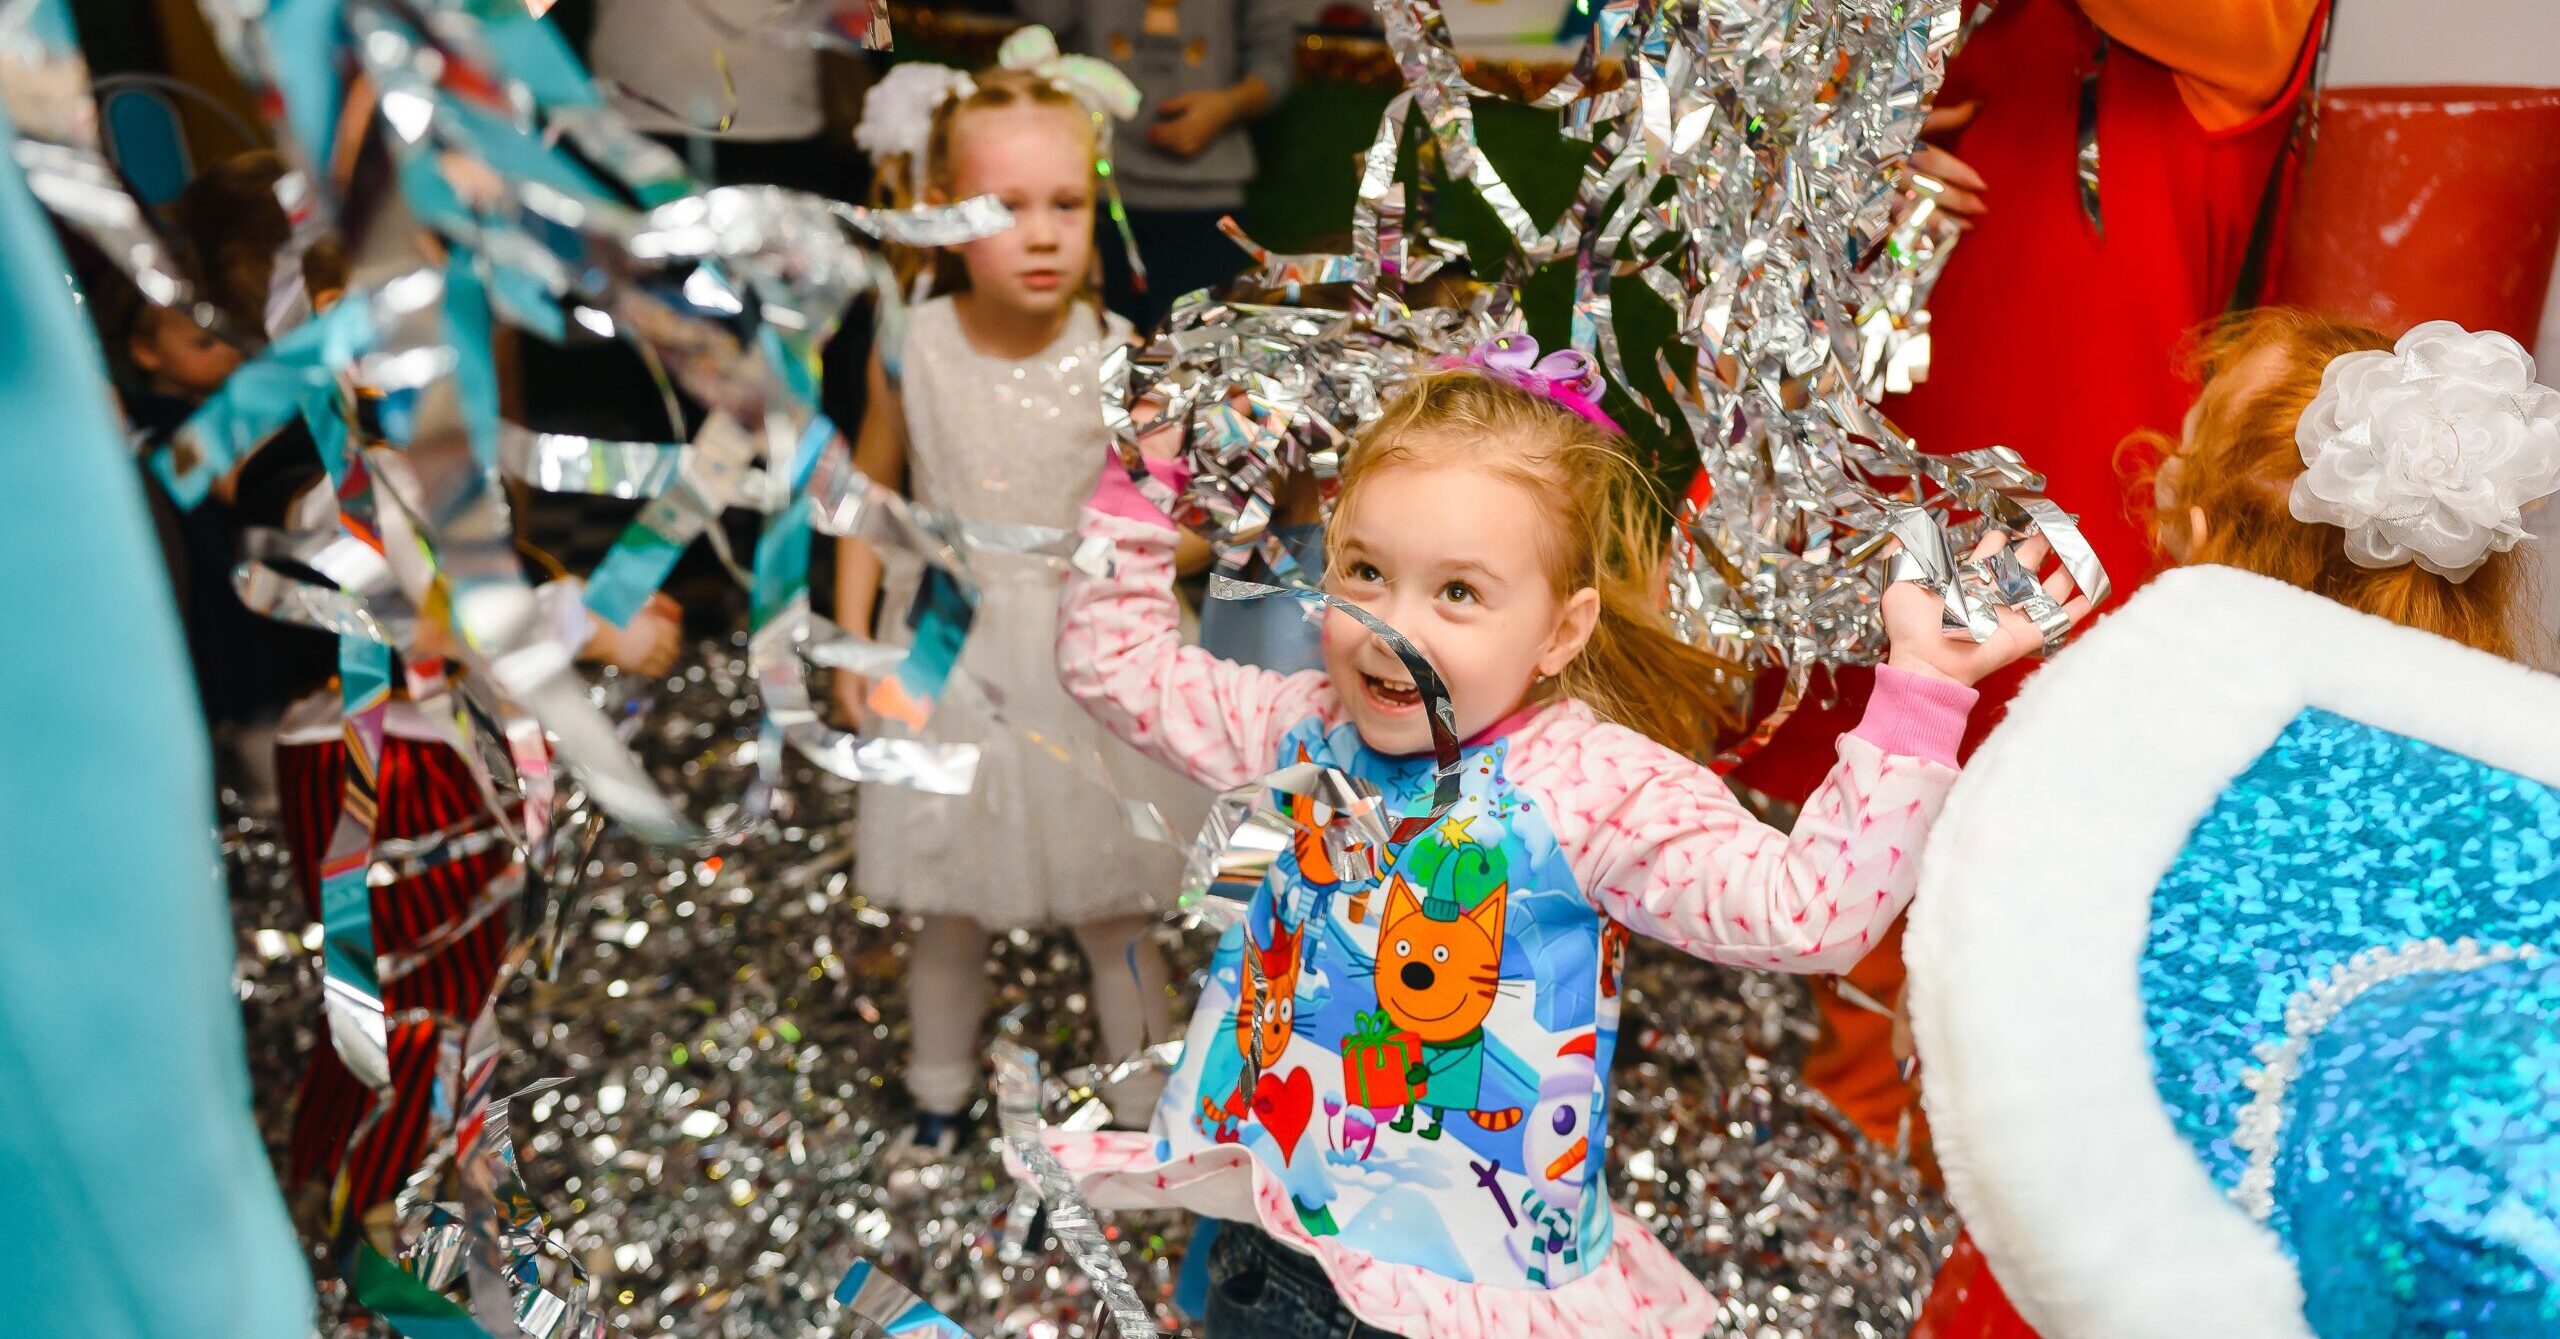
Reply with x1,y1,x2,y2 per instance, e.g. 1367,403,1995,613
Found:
1467,883,1509,935
1384,876,1421,926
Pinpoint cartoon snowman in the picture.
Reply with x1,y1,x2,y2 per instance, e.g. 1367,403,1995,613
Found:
1515,1032,1599,1285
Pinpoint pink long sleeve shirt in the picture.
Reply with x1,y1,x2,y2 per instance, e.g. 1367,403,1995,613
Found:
1046,485,1974,1339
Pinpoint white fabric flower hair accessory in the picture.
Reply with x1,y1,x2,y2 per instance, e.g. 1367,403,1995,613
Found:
854,62,976,162
2289,319,2560,580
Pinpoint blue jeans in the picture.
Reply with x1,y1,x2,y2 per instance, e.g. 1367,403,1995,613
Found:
1202,1221,1410,1339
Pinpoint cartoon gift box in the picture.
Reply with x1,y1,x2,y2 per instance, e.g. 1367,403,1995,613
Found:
1341,1008,1423,1111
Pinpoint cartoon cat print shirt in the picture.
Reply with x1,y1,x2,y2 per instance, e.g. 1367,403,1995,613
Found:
1153,717,1623,1290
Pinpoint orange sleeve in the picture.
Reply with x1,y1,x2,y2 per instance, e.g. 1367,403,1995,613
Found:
2075,0,2323,131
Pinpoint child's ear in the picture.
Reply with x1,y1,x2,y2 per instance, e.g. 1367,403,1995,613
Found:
128,330,162,374
1537,587,1602,679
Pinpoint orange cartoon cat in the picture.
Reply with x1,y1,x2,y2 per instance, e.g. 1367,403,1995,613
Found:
1201,915,1304,1137
1374,828,1524,1139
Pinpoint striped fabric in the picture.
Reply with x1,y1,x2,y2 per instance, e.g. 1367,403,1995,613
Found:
277,734,512,1214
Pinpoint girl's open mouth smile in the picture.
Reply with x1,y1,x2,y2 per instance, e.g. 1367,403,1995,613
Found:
1361,672,1421,714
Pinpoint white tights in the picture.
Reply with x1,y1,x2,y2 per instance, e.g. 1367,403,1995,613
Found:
903,912,1173,1119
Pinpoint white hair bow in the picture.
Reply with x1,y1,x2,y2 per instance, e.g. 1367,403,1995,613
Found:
2290,320,2560,581
995,24,1142,125
853,62,976,163
854,25,1139,166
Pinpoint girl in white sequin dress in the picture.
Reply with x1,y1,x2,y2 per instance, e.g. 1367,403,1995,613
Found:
837,42,1202,1157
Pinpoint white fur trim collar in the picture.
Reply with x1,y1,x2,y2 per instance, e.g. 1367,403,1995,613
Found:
1906,564,2560,1339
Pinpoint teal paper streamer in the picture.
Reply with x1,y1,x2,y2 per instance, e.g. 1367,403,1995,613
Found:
750,422,830,639
268,0,353,175
442,247,503,469
580,522,693,628
477,3,602,110
751,495,812,630
832,1259,976,1338
317,636,394,996
157,297,372,504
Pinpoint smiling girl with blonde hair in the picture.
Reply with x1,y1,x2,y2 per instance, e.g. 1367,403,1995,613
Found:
1047,336,2088,1338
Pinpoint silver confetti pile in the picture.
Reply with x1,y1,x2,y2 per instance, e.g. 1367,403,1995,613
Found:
1611,950,1955,1338
225,647,1948,1339
225,653,1205,1339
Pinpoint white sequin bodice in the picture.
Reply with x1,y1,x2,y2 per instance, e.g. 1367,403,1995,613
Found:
898,296,1131,530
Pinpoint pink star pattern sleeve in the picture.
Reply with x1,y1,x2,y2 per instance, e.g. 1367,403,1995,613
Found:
1056,507,1340,792
1531,667,1975,974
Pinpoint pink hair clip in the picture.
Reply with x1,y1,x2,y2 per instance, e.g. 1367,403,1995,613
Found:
1440,332,1624,434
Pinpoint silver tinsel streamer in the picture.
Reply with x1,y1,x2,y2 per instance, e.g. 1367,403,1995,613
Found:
993,1043,1160,1338
1544,0,2112,696
156,0,1026,848
1122,0,2104,734
1097,283,1490,585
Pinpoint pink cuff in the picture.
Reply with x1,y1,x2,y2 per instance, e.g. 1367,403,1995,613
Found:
1087,456,1193,528
1848,664,1978,767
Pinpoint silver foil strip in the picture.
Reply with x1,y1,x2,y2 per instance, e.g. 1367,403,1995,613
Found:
992,1040,1159,1339
499,424,688,500
1206,575,1460,841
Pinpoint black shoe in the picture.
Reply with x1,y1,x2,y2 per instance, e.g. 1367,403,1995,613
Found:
907,1109,964,1157
883,1108,966,1196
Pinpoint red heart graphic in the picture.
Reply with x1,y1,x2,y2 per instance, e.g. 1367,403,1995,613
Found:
1251,1066,1314,1164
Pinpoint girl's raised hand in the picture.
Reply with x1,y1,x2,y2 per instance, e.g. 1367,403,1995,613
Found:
581,595,684,678
1128,393,1185,460
1881,530,2092,687
830,671,871,732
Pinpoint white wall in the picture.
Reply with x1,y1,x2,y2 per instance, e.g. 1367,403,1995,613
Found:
2326,0,2560,88
2327,0,2560,658
2325,0,2560,368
